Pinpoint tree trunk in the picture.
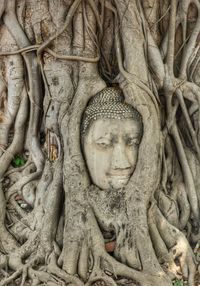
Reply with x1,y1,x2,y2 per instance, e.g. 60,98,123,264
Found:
0,1,199,286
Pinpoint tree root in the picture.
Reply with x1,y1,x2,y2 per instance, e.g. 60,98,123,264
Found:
37,0,82,58
0,1,199,286
0,182,19,253
86,276,118,286
83,208,172,286
89,248,172,286
0,90,28,179
0,268,23,286
0,45,100,63
48,252,84,286
154,205,196,286
5,170,42,201
176,182,190,230
4,1,45,172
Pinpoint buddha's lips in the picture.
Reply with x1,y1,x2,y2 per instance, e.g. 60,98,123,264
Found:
107,173,132,178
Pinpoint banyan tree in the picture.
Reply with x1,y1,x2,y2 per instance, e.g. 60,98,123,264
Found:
0,0,200,285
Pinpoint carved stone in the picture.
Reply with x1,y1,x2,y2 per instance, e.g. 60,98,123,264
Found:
82,88,143,190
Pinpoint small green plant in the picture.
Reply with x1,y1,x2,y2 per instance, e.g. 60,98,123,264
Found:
12,154,26,167
173,279,183,286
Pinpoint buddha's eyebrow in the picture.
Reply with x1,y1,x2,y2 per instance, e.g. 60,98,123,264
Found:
124,133,140,139
126,130,140,136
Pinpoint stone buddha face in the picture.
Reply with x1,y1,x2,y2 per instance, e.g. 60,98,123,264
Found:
81,88,143,190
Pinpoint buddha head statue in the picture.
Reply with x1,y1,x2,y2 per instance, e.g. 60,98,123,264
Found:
81,87,143,190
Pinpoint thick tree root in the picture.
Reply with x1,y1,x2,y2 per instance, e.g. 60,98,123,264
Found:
0,1,199,286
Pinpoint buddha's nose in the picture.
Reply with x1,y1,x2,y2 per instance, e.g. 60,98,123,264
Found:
111,143,131,170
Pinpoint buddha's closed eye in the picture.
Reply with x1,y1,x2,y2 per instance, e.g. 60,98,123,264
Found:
126,137,140,146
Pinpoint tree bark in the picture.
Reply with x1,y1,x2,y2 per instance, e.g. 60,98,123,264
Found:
0,1,199,286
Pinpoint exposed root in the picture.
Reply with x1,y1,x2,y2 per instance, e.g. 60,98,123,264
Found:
0,89,28,179
155,205,196,286
0,45,100,63
0,1,199,286
48,252,84,286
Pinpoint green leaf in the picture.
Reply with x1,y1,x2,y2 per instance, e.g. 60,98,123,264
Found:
12,155,26,167
173,279,183,286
